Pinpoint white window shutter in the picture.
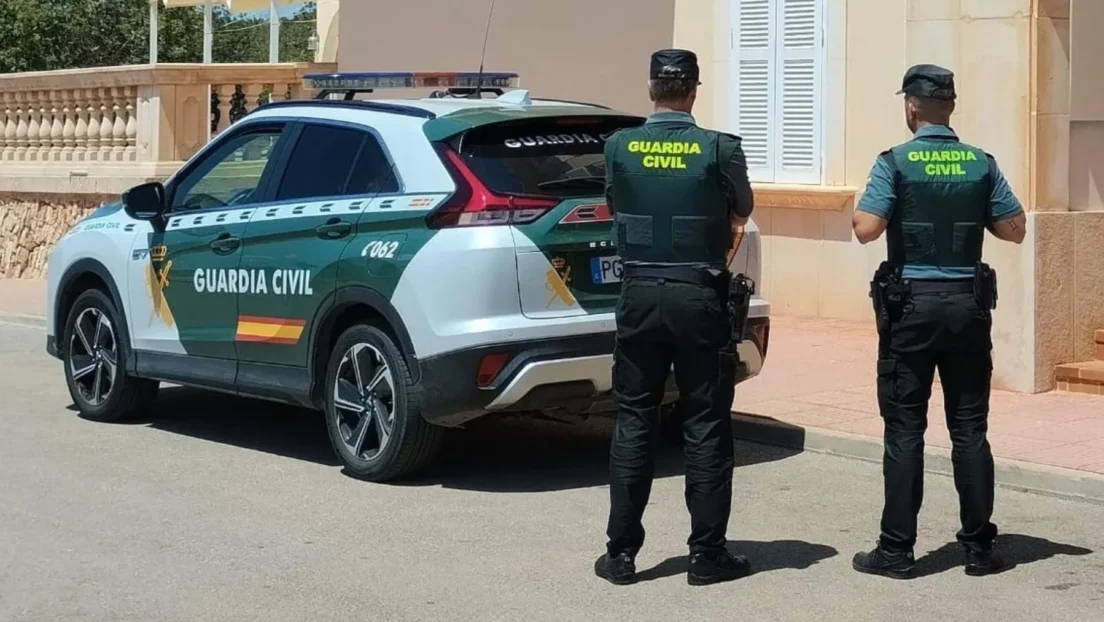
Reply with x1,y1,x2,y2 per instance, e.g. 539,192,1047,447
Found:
731,0,776,183
775,0,823,184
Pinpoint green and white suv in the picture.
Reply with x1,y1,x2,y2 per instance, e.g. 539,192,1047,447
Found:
45,72,770,481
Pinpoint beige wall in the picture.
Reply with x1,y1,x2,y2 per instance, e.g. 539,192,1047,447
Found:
337,0,675,117
673,0,906,322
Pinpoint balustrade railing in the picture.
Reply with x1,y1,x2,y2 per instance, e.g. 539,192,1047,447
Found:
0,63,332,192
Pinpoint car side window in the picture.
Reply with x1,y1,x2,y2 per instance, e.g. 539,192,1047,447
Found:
275,123,399,201
172,128,284,211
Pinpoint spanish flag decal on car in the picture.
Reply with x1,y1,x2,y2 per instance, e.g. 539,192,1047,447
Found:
235,315,306,345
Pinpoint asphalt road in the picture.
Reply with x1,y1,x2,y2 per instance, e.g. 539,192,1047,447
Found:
2,320,1103,622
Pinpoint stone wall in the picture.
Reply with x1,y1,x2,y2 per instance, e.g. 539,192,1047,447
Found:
0,195,108,278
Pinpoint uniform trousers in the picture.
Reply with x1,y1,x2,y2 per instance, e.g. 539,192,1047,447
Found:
876,280,998,554
606,274,736,558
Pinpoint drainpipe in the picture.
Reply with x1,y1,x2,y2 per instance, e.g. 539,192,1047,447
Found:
203,0,214,64
149,0,159,65
269,0,280,64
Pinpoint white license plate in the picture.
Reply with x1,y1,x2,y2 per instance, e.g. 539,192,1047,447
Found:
589,255,623,284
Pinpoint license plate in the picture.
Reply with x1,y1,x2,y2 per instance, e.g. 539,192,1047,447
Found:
589,255,623,284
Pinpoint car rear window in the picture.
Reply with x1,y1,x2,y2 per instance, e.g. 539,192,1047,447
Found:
454,116,643,198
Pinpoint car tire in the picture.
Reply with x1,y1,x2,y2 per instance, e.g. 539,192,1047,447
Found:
62,289,159,423
324,323,443,482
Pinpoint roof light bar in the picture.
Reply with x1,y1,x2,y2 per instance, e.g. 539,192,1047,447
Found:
304,71,519,93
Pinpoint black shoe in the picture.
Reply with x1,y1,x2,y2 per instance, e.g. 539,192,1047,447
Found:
688,549,752,586
852,545,915,580
594,552,637,585
965,549,1009,577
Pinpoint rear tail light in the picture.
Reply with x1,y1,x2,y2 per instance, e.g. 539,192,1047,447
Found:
427,146,558,229
476,352,511,387
558,203,612,224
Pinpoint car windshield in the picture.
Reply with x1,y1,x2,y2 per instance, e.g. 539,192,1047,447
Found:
455,116,643,198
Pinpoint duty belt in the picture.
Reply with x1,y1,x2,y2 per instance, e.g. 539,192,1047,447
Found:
907,279,974,294
622,264,721,288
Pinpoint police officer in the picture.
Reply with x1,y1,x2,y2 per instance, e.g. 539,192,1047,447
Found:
851,64,1027,579
594,49,754,587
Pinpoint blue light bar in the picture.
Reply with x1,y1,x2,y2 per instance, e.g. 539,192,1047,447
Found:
303,71,520,92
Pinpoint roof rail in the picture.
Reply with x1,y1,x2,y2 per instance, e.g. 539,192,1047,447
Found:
302,71,519,103
250,99,437,120
529,97,612,110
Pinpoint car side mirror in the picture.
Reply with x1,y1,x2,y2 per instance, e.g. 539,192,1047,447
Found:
122,181,167,222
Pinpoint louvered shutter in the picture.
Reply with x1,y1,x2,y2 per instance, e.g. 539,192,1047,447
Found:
732,0,776,183
776,0,822,183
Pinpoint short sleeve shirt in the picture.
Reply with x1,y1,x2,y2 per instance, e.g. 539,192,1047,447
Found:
856,125,1024,279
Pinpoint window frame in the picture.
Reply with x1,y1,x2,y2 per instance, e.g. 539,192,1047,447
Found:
266,119,405,203
729,0,827,185
165,121,293,215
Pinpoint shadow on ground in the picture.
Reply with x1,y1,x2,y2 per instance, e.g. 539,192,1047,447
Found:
101,387,804,493
913,533,1094,578
637,540,839,582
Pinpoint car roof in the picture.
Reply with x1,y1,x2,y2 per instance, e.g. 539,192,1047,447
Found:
252,93,646,141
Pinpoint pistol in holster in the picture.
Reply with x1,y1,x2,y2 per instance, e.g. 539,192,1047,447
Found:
727,273,755,344
973,262,998,310
869,262,909,332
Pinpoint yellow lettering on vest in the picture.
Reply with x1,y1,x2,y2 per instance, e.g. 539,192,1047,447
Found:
689,142,701,155
642,155,656,168
966,151,978,161
909,151,920,162
925,163,937,175
627,141,639,153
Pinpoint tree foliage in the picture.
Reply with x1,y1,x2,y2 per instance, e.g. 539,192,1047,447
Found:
0,0,317,73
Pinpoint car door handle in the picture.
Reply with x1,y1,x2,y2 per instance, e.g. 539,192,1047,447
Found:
209,233,241,254
316,218,352,239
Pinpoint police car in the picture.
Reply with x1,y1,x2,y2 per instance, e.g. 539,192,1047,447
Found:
44,72,771,481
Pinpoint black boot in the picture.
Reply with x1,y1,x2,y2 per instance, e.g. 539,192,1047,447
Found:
687,549,751,586
852,545,915,580
965,548,1009,577
594,552,637,585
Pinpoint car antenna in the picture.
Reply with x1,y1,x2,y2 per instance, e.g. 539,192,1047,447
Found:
470,0,498,99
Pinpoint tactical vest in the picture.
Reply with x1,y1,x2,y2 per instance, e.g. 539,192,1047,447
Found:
885,138,991,270
608,122,730,265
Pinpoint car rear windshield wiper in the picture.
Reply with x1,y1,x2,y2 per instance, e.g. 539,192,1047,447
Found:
536,175,606,190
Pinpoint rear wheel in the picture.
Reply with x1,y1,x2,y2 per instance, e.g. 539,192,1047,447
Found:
324,324,443,482
62,289,159,422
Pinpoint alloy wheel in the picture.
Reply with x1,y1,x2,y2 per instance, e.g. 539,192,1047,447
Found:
332,343,396,462
68,307,118,407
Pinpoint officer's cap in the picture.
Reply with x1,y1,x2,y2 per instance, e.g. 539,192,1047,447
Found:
650,49,701,84
897,64,956,101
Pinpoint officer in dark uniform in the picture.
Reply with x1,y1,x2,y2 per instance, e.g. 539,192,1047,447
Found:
593,49,754,587
851,64,1027,579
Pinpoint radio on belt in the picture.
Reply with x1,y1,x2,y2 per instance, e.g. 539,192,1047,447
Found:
302,71,520,101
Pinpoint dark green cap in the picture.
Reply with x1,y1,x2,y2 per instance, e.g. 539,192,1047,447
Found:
650,49,701,83
897,64,956,100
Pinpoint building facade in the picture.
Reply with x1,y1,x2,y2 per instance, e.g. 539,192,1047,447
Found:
329,0,1102,394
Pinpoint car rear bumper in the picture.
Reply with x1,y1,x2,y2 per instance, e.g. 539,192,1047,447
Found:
415,316,770,427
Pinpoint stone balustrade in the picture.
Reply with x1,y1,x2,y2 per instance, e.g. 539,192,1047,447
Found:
0,62,335,277
0,63,334,193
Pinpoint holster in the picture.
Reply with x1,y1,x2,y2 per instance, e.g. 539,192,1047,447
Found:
727,273,754,344
974,262,998,310
870,262,908,332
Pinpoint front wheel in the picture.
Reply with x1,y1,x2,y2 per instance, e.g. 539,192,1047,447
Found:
62,289,159,422
324,324,443,482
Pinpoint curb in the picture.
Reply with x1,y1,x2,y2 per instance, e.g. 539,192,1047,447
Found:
0,311,46,329
732,413,1104,504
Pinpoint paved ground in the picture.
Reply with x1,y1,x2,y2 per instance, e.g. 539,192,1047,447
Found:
3,319,1104,621
5,278,1104,476
737,315,1104,475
